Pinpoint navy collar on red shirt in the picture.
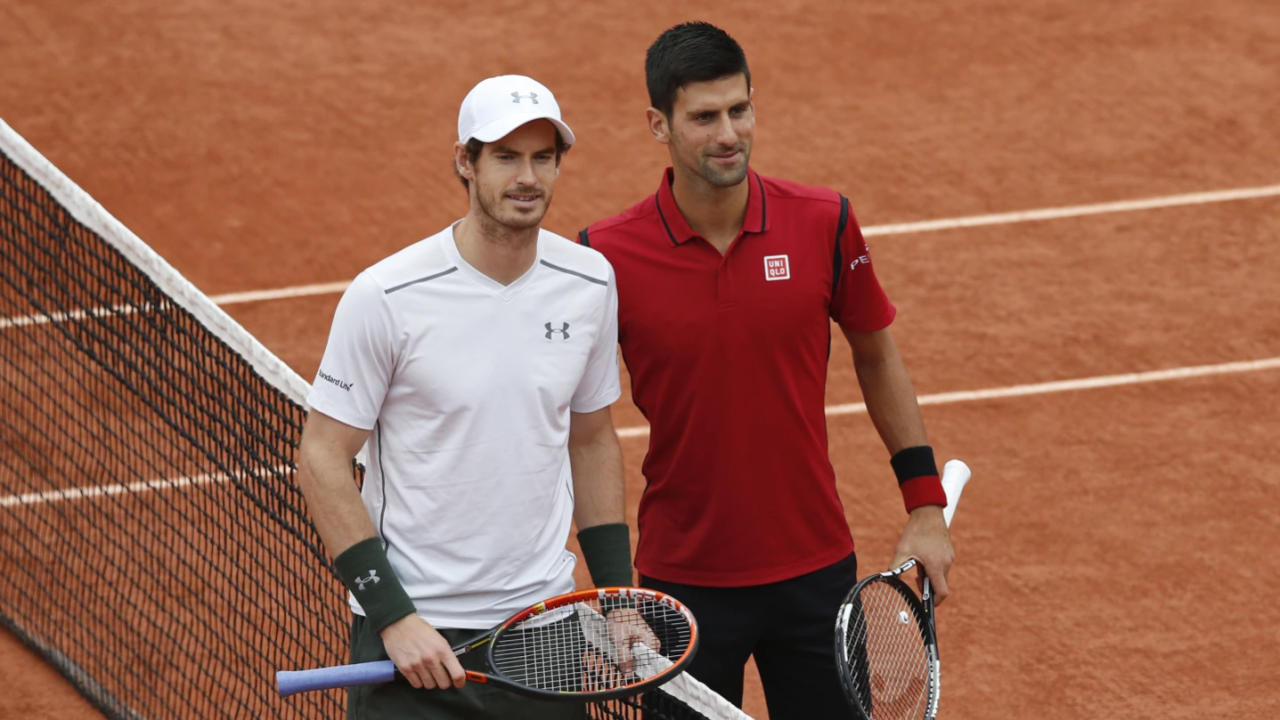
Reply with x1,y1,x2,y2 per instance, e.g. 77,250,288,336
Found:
654,167,770,246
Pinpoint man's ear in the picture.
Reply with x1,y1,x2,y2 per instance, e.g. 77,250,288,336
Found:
454,142,475,180
646,107,670,144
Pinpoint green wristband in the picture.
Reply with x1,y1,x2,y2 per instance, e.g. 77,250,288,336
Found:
577,523,633,588
333,537,417,634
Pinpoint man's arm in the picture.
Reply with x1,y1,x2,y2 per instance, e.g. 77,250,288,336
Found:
569,404,653,667
295,411,464,689
843,325,956,603
568,405,632,587
296,411,375,553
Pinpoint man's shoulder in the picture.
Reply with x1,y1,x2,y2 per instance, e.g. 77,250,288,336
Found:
539,229,613,285
360,227,455,294
578,194,661,248
757,172,844,210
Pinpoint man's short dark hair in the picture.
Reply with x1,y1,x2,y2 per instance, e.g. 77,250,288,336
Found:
454,134,570,191
645,22,751,117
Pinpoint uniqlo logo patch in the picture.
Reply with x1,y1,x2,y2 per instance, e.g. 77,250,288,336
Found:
763,254,790,281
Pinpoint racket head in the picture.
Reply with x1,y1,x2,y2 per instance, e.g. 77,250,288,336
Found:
835,569,939,720
484,586,698,700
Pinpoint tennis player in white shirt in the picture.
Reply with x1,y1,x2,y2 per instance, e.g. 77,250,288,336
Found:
297,74,633,720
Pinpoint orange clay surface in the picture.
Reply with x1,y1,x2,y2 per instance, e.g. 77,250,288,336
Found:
2,1,1279,717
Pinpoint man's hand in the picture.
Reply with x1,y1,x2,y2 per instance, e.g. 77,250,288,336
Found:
606,607,661,675
379,615,466,690
889,505,956,604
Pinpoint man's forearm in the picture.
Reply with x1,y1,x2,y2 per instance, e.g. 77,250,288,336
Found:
847,327,948,512
297,448,377,556
569,426,625,529
295,416,377,557
568,407,631,587
850,331,929,454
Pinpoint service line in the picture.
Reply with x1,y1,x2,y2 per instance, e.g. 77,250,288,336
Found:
203,183,1280,307
615,356,1280,439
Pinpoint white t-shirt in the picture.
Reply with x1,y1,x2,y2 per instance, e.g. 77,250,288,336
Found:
307,224,621,628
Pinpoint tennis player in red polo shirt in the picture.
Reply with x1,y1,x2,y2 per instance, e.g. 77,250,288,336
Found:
578,22,956,717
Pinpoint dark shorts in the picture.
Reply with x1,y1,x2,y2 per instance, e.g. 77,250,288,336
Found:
346,614,586,720
640,552,859,720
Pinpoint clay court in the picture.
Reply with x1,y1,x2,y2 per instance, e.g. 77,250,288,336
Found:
2,0,1278,717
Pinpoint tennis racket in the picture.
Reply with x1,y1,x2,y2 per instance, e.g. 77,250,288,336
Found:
277,586,697,702
835,458,972,720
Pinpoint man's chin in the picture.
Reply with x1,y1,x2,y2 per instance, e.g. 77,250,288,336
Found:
498,209,546,230
702,163,749,188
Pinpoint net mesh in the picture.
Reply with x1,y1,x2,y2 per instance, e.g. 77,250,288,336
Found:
0,118,751,720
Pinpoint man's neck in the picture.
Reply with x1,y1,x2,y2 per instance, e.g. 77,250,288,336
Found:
452,213,539,285
670,167,750,254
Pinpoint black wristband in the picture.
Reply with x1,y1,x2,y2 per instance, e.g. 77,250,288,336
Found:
890,445,938,485
577,523,633,588
333,537,417,634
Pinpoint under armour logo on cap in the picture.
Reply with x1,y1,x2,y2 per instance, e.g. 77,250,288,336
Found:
545,322,570,340
457,74,575,146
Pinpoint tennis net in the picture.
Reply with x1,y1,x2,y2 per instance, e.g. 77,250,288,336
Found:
0,118,752,720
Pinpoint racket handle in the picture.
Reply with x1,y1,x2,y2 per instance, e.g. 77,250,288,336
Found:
940,459,971,528
277,660,396,697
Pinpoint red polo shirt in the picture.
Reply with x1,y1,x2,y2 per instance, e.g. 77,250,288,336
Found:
581,168,936,586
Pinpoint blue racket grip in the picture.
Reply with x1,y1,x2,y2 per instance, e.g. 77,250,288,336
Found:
277,660,397,696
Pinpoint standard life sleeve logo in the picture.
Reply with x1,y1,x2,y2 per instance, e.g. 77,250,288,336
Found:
317,370,355,391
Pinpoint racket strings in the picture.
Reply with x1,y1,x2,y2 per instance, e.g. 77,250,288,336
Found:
489,595,692,694
841,580,932,719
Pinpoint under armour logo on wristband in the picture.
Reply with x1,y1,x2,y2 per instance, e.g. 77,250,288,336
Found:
545,322,570,340
511,91,539,104
354,570,380,591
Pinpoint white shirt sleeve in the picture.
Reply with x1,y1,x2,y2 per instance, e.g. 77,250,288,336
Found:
306,272,397,429
570,265,622,413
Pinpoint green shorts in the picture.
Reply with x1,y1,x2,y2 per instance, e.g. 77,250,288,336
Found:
346,614,587,720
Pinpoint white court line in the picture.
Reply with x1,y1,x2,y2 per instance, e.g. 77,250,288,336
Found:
1,473,223,508
3,183,1277,325
861,184,1280,237
5,185,1279,504
209,281,351,306
204,183,1280,306
4,358,1277,506
614,356,1280,439
0,467,286,509
0,283,350,329
0,303,150,330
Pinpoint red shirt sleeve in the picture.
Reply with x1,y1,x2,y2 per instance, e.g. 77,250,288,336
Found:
829,198,896,332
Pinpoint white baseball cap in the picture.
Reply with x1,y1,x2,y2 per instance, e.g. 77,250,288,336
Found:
457,75,576,147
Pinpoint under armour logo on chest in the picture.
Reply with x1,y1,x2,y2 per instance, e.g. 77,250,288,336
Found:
511,91,539,104
545,322,570,340
354,570,380,591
